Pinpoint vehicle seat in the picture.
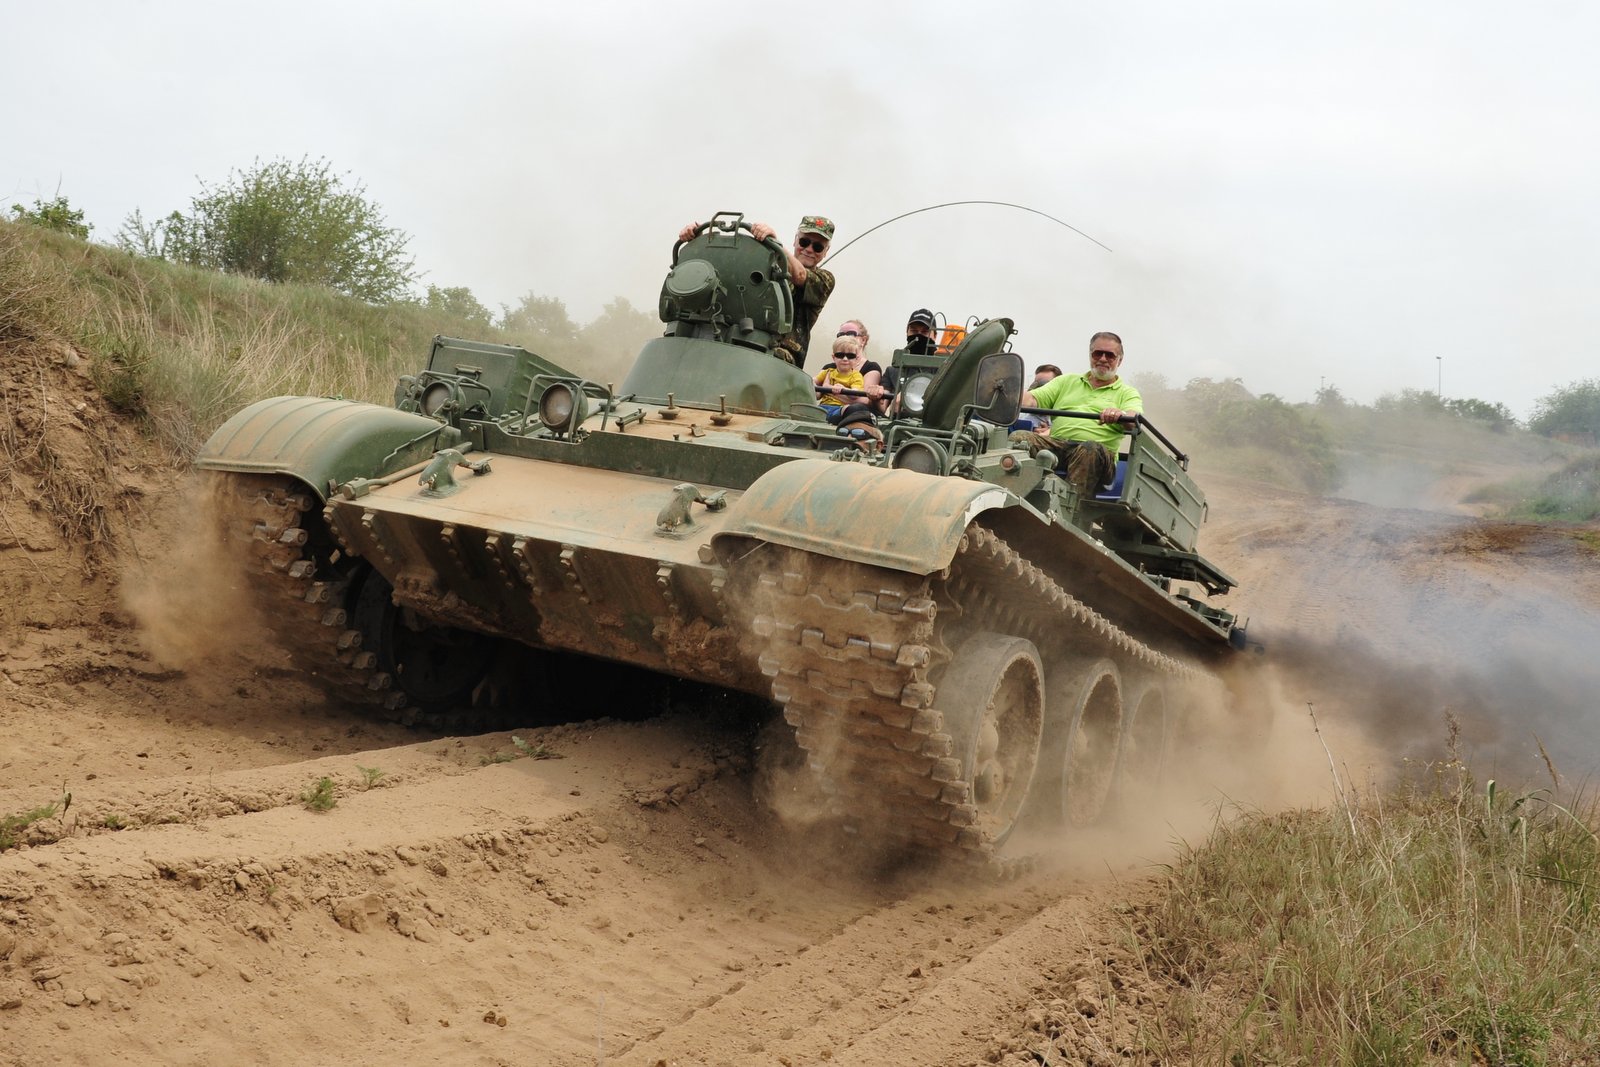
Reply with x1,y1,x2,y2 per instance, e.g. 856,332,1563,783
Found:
1094,459,1128,501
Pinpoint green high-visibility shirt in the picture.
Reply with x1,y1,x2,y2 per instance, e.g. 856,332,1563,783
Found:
1033,373,1143,448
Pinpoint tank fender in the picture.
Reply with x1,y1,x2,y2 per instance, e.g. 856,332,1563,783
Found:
195,396,463,501
711,461,1014,576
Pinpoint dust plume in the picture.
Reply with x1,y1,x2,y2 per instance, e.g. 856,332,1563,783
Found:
121,474,264,670
1206,454,1600,792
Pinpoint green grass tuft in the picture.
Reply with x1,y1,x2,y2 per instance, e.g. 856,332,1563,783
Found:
0,802,60,851
299,777,337,812
1470,454,1600,523
512,735,563,760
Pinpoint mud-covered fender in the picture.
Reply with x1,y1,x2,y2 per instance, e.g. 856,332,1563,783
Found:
711,461,1016,575
195,396,463,501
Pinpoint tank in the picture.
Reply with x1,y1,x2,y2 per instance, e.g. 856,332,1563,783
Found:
196,211,1248,865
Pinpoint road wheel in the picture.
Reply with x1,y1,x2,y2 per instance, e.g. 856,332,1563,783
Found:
1114,678,1170,814
937,632,1045,846
351,567,495,714
1043,657,1124,829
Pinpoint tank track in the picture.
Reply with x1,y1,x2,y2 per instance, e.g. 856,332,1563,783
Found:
216,473,415,722
747,525,1217,870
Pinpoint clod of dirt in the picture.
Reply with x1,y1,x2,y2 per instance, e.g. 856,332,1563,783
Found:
331,893,387,932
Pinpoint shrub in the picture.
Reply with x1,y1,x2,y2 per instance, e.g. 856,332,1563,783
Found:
10,195,91,239
1529,379,1600,440
119,156,417,303
299,777,337,812
1179,378,1343,493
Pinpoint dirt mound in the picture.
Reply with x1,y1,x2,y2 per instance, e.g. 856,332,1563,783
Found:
0,340,165,697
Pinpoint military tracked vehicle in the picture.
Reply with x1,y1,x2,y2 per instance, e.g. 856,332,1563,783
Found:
197,211,1247,862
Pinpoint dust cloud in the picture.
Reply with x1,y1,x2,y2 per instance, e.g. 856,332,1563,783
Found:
120,475,264,670
1205,452,1600,794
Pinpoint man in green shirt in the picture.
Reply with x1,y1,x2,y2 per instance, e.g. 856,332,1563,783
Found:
1009,331,1142,498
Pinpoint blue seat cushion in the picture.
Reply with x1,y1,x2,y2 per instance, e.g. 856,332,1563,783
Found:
1094,458,1128,501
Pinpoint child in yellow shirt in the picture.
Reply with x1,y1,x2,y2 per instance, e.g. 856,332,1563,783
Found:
816,338,867,423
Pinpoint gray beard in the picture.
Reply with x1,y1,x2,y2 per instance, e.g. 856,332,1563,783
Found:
1090,367,1117,383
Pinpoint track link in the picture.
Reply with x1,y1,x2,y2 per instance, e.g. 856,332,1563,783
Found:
216,473,414,719
746,525,1219,869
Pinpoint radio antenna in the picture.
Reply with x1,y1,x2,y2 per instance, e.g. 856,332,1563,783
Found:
821,200,1111,265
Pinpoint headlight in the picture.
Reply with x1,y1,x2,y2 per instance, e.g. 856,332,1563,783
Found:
538,383,588,433
891,439,948,476
420,381,455,417
900,374,933,416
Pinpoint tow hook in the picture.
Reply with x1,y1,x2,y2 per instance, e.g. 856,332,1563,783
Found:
418,448,491,496
656,483,728,532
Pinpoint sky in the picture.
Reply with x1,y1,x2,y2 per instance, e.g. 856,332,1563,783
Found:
7,0,1599,419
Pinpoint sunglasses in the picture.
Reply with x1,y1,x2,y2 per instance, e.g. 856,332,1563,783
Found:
833,352,860,360
1091,349,1120,360
797,237,828,251
836,329,860,337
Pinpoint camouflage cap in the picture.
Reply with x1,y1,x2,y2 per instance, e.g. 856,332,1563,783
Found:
797,216,835,241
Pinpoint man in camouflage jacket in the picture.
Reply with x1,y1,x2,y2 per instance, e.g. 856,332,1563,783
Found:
679,214,836,368
754,215,835,368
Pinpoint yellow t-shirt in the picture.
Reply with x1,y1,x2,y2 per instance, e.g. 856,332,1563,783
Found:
814,366,864,409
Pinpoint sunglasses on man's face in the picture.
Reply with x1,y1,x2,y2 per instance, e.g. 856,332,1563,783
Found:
836,329,860,337
797,237,828,251
1091,349,1120,360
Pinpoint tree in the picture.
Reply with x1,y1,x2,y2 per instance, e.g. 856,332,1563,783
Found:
500,292,579,342
1373,388,1448,416
1444,397,1517,432
421,285,493,331
581,297,660,356
118,157,417,302
1528,379,1600,439
1314,383,1349,410
10,195,90,239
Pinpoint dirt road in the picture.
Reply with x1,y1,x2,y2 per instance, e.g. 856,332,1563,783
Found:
4,345,1596,1066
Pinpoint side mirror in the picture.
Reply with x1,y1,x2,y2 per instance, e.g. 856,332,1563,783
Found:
970,351,1024,426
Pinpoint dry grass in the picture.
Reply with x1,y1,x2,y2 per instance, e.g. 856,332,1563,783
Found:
1139,723,1600,1065
1,219,515,461
0,227,121,564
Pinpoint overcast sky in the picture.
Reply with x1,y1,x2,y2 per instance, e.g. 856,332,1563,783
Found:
8,1,1598,417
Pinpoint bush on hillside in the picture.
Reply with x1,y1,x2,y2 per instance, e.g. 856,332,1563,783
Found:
498,293,659,383
117,156,417,303
1528,379,1600,440
1180,378,1343,493
500,292,580,345
418,285,494,332
10,195,91,240
1372,388,1517,432
1497,454,1600,522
